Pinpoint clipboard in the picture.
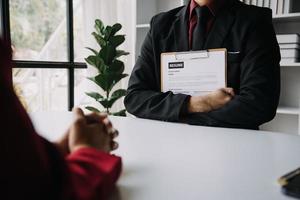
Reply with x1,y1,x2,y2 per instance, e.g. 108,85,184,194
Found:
160,48,227,96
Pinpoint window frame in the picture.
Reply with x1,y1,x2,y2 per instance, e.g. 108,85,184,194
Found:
0,0,87,111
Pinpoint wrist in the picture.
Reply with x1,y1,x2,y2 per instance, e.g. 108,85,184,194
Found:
70,144,93,153
203,95,213,111
71,143,111,154
54,142,69,156
188,96,212,113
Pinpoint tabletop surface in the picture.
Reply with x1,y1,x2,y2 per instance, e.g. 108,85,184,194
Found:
30,112,300,200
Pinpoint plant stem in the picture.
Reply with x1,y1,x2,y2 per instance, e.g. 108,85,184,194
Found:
106,90,109,114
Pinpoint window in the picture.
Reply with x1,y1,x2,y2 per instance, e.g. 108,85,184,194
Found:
1,0,87,111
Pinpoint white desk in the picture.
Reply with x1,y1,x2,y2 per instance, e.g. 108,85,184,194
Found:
30,112,300,200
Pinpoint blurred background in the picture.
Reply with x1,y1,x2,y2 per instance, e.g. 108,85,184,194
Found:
5,0,135,112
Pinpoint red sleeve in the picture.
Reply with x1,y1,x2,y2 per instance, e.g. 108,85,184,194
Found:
66,148,122,200
0,38,122,200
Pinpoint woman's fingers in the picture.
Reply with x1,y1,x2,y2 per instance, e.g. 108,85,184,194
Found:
73,107,85,119
86,112,108,124
111,141,119,151
74,110,120,152
102,118,118,137
110,129,119,138
85,113,114,134
222,87,235,96
86,114,119,139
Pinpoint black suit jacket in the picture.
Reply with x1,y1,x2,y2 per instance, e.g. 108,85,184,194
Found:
124,0,281,130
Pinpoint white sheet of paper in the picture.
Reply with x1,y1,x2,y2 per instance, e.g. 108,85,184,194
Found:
161,49,227,96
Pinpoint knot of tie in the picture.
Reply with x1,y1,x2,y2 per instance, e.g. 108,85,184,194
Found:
195,6,212,21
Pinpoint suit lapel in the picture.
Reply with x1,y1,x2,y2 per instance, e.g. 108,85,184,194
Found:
173,6,189,52
204,1,236,49
170,0,238,51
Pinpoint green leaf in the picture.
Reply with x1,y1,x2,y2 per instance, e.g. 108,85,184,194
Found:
88,73,128,93
97,98,110,108
107,60,124,74
87,20,127,114
115,50,130,59
99,46,116,65
107,89,127,107
112,109,127,116
104,26,113,40
111,89,127,99
95,89,126,109
85,55,106,73
99,100,112,109
95,19,105,35
86,96,112,110
111,23,122,36
86,47,98,55
85,106,100,113
85,92,104,101
92,32,106,47
85,55,98,66
109,35,125,47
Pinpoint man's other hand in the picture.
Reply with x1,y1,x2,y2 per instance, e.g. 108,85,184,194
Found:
188,88,235,113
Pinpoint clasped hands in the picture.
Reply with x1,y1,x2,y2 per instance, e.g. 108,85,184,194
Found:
54,88,234,154
55,108,119,155
188,87,235,113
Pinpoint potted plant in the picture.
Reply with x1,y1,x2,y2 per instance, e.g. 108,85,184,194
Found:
85,19,129,116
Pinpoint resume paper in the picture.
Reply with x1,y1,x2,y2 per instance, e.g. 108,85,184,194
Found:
161,49,227,96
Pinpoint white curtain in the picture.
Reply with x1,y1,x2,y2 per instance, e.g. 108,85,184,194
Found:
77,0,135,112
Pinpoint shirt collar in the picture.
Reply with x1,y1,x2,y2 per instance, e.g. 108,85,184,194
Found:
189,0,221,19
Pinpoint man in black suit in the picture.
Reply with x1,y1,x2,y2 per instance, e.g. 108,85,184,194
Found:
124,0,280,130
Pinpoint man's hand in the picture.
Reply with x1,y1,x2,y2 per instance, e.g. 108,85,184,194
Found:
188,88,235,113
55,108,119,154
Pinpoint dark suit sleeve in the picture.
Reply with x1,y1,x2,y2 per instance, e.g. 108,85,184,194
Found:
124,18,189,122
185,10,281,129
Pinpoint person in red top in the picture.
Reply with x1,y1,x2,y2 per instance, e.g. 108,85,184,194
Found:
0,38,122,200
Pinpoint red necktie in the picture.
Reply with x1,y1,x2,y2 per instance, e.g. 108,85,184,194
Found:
189,8,198,49
189,6,212,50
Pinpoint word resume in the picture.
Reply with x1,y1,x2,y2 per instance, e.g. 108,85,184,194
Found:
161,49,227,96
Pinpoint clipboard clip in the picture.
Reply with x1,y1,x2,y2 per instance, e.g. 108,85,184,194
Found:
175,50,209,61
